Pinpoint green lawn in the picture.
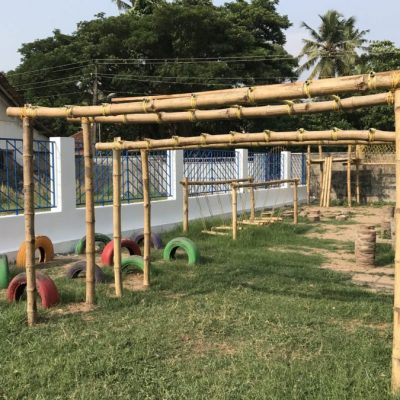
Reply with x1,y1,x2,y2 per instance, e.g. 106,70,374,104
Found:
0,222,396,399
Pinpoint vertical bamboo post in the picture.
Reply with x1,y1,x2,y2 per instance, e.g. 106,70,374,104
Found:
82,117,96,305
355,156,361,205
140,149,151,288
306,145,311,204
347,145,352,208
249,177,255,221
183,176,189,233
327,156,332,208
23,117,37,326
293,179,298,224
318,145,323,193
113,138,122,297
391,89,400,393
231,184,238,240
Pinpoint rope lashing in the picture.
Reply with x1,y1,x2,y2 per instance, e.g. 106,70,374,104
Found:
367,71,377,90
188,110,197,123
20,105,39,119
64,105,74,118
190,93,197,109
392,72,400,90
331,95,342,111
303,80,312,98
387,91,395,106
283,100,295,115
263,129,271,142
368,128,376,142
297,128,305,142
142,98,155,113
232,105,243,119
331,127,341,141
101,103,111,116
200,133,209,145
246,87,256,104
172,136,180,147
156,112,163,124
144,138,152,149
122,114,128,124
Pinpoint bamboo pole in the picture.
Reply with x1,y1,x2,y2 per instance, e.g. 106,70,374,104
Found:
96,130,395,152
347,145,352,208
249,177,255,221
23,117,37,326
8,70,400,118
231,185,238,240
306,145,311,204
293,179,298,224
180,177,251,186
327,156,333,208
82,117,96,305
182,176,189,233
113,138,122,297
66,92,394,125
141,149,151,288
356,158,361,205
392,89,400,393
319,145,323,196
233,178,299,189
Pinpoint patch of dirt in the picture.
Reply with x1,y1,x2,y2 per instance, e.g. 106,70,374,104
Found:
180,335,237,356
109,273,147,294
51,302,96,317
337,318,391,335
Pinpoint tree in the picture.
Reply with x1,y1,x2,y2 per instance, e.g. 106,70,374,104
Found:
297,10,368,79
112,0,165,16
8,0,297,139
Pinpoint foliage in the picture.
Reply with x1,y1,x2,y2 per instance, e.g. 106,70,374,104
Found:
7,0,297,139
298,10,368,79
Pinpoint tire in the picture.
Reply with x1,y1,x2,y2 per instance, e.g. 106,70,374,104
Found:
163,237,200,265
7,272,60,308
0,254,10,289
132,231,164,250
66,261,106,283
101,239,141,266
121,256,146,274
75,233,111,255
16,236,54,268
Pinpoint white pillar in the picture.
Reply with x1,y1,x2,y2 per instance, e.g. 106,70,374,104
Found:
171,149,184,202
281,151,291,188
50,137,76,213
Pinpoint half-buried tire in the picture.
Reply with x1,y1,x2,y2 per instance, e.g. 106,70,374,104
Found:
132,230,164,250
66,261,106,283
16,236,54,268
7,272,60,308
101,239,141,267
163,237,200,265
75,233,111,255
121,256,146,275
0,254,10,289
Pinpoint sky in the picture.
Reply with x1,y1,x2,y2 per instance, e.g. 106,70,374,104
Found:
0,0,399,72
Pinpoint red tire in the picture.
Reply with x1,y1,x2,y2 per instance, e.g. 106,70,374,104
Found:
100,239,141,267
7,272,60,308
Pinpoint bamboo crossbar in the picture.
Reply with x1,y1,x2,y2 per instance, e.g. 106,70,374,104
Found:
180,178,251,186
65,92,394,125
7,70,400,118
96,130,394,152
232,179,299,189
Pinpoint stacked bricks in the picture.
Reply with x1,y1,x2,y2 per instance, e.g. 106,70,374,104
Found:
355,225,376,267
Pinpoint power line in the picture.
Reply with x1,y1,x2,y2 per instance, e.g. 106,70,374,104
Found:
7,61,91,77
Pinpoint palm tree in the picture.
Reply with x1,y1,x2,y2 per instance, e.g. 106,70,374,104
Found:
297,10,368,79
112,0,161,15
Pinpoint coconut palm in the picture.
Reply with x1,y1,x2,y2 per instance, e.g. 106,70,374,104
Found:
297,10,368,79
112,0,161,15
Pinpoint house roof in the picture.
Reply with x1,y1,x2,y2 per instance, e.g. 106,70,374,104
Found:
0,72,24,106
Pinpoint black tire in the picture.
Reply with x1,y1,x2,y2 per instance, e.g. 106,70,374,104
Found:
66,261,106,283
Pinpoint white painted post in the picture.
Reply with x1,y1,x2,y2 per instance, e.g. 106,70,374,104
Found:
171,149,184,201
281,151,292,188
50,137,76,213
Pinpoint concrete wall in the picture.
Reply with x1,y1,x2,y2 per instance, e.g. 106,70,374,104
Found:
0,138,306,260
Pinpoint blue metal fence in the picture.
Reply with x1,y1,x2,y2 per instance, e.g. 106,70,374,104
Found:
0,138,56,215
248,149,282,182
75,146,171,206
183,149,239,196
291,153,307,184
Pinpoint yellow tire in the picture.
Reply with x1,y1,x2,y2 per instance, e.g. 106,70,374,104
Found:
16,235,55,268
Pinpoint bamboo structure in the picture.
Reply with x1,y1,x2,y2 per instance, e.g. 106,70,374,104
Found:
347,145,352,207
182,177,189,233
306,145,311,204
293,179,298,224
392,89,400,392
141,149,151,288
82,118,96,305
231,185,238,240
249,177,255,221
113,138,123,297
8,70,400,118
23,117,37,326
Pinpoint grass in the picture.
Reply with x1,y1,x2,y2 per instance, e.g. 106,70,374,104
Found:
0,221,396,399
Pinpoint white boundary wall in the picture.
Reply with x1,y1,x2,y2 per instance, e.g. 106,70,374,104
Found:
0,138,306,260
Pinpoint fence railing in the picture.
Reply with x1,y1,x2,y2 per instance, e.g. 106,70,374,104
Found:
183,149,240,196
0,138,56,215
291,153,307,184
75,145,172,206
248,150,282,183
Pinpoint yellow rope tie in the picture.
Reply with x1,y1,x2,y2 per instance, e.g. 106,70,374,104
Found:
172,136,180,148
246,87,256,104
367,71,377,90
232,105,242,119
263,130,271,142
156,112,163,124
387,91,395,106
64,106,74,118
303,80,312,98
331,127,340,141
229,131,237,145
297,128,305,142
122,114,128,124
200,133,208,146
392,73,400,90
368,128,376,142
101,103,111,116
331,95,342,111
283,100,295,115
142,99,151,113
188,110,197,123
190,94,197,109
144,138,152,149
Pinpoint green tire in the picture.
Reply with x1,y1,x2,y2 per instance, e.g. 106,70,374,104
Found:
0,254,10,289
121,256,146,274
163,237,200,265
75,233,111,255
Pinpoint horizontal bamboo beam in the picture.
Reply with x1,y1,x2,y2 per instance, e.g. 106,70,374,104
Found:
7,70,400,118
232,179,299,189
180,178,251,186
95,129,394,152
66,92,393,125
